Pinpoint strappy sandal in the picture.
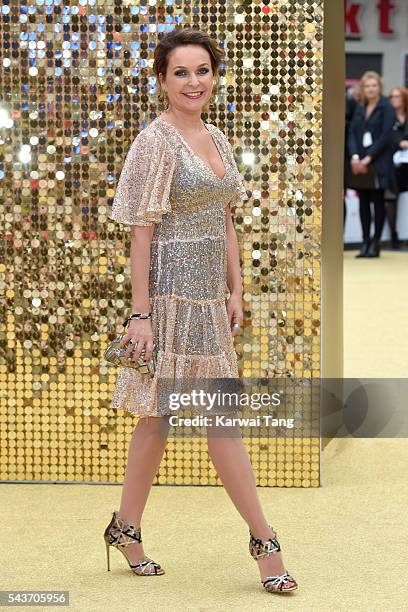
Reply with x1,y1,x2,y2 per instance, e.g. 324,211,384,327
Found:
104,510,165,576
249,525,298,593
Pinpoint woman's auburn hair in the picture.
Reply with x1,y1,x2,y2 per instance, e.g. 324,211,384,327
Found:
388,85,408,117
153,27,224,94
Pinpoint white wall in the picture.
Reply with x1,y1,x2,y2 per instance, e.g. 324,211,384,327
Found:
344,190,408,243
345,0,408,92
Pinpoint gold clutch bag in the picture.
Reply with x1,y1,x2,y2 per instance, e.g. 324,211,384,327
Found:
104,317,158,377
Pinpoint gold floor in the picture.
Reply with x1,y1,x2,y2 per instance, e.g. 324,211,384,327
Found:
343,248,408,377
2,250,407,611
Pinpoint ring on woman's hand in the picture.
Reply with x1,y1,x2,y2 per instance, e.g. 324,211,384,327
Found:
233,323,239,328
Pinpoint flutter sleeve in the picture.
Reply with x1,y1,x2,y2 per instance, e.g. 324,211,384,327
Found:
220,132,249,204
109,127,177,226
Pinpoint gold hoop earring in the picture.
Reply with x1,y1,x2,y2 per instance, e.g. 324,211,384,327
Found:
203,80,218,113
158,88,169,111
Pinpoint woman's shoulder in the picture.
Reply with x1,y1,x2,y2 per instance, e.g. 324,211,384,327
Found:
378,95,395,112
127,118,177,155
205,123,235,151
351,102,364,119
131,118,166,141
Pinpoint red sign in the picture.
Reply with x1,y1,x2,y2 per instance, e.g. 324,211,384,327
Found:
345,0,396,38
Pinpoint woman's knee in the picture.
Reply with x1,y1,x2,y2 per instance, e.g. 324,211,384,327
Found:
135,415,170,438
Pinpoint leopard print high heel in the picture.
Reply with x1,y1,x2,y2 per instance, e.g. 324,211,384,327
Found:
249,525,298,593
104,510,165,576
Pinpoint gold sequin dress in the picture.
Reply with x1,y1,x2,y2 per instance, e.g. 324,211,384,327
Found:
108,115,248,417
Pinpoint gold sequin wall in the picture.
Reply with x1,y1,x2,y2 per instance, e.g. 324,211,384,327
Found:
0,1,323,486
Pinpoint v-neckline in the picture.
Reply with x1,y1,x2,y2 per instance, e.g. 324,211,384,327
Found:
365,100,379,120
156,115,228,182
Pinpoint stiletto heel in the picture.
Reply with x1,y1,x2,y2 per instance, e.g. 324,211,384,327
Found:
366,237,380,257
356,238,371,257
105,541,110,571
103,510,165,576
249,525,298,593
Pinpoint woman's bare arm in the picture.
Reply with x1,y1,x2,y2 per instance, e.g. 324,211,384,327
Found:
130,225,154,312
225,206,243,296
225,205,244,336
120,225,155,361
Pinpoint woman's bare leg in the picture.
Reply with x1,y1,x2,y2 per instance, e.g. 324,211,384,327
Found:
207,427,293,582
117,415,170,567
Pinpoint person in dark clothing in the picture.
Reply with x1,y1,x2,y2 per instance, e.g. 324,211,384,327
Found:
344,83,361,228
347,71,397,257
385,86,408,248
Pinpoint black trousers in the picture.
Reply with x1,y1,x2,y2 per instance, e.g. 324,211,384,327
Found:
356,188,386,241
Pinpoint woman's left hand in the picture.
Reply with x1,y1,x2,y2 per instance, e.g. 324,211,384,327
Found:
226,293,244,337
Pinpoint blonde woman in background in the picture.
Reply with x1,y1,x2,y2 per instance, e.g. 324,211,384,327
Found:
348,71,396,257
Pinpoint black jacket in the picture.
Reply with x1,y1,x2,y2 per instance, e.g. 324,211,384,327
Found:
391,117,408,154
344,93,359,187
390,117,408,194
347,95,396,189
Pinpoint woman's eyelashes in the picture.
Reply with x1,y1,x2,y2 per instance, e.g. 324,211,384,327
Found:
174,68,210,77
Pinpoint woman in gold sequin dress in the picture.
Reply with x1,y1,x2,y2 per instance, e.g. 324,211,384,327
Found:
103,28,298,594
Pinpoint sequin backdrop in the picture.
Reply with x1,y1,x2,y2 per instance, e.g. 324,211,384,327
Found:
1,1,322,486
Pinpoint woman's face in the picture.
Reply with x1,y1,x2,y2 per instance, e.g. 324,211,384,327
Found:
363,77,381,102
159,44,214,115
389,89,403,111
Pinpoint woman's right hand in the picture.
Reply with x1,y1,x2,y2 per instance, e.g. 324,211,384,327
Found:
351,158,360,174
351,159,367,175
119,318,155,363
